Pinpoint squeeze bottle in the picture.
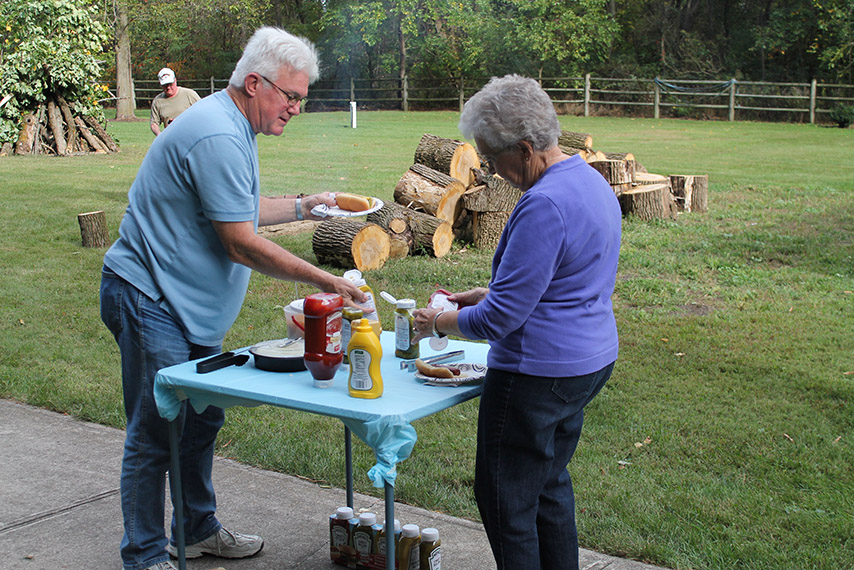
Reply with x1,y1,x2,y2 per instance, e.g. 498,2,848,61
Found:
348,318,384,399
343,269,382,337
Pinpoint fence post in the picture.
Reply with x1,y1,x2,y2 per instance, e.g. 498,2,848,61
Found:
402,75,408,112
349,77,355,103
728,79,736,121
809,79,817,124
584,74,590,117
653,80,660,119
210,77,214,95
459,77,465,112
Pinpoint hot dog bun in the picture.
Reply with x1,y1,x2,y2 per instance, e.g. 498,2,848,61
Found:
415,359,460,378
336,193,372,212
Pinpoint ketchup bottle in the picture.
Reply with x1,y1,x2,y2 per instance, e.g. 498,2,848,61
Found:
303,293,343,384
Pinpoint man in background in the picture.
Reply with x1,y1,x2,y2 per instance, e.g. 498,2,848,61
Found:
149,67,200,136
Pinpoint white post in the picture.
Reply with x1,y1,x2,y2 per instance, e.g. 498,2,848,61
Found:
350,101,357,129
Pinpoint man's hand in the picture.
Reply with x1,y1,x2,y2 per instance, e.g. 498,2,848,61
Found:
301,192,337,221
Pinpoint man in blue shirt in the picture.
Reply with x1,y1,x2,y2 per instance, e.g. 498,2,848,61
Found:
100,27,365,570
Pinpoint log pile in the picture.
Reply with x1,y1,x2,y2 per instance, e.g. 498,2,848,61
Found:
310,130,710,271
3,93,118,156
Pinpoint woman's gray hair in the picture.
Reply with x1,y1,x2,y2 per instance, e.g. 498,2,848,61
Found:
458,74,560,152
229,27,320,88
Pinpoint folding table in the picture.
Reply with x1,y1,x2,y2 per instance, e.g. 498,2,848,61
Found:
154,333,487,570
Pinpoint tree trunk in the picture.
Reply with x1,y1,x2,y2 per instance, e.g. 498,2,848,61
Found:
463,170,524,212
83,115,119,153
413,133,480,187
366,202,414,259
74,117,109,153
557,145,591,161
114,0,137,120
405,208,454,257
472,211,511,250
393,163,466,222
312,218,390,271
558,130,593,150
57,95,78,151
15,113,38,155
669,175,708,213
589,159,633,185
78,211,111,247
618,183,675,221
47,99,68,155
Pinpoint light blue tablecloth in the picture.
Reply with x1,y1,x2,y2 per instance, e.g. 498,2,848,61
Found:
154,333,488,487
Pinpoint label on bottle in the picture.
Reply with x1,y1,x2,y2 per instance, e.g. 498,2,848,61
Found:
342,320,353,354
394,312,411,351
425,545,441,569
327,310,342,354
331,524,349,547
353,528,373,555
349,349,373,391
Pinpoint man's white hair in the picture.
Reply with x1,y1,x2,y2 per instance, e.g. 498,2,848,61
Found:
229,27,319,88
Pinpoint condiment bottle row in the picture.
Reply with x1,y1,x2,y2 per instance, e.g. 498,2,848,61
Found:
330,506,441,570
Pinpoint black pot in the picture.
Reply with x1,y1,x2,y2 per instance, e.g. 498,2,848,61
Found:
249,339,307,372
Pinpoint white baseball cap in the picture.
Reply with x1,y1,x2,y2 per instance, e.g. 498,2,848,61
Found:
158,68,176,85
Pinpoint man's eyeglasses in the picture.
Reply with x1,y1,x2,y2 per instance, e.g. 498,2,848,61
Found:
258,74,305,107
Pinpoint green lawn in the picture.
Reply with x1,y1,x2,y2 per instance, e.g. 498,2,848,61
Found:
1,109,851,570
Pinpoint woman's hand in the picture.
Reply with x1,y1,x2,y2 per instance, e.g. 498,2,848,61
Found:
412,307,443,344
449,287,489,308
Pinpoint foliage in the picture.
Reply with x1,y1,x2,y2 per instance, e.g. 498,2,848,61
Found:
0,0,110,146
829,103,854,127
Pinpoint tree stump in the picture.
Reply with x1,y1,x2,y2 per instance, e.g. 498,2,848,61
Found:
78,211,110,248
312,218,390,271
589,160,633,185
366,202,415,259
618,183,675,221
393,163,466,222
413,133,480,187
669,175,708,213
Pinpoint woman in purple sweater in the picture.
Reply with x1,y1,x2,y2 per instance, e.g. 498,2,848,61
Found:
413,74,622,570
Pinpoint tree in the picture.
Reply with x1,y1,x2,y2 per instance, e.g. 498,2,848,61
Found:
0,0,110,147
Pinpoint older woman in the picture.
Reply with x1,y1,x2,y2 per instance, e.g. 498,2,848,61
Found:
413,75,622,570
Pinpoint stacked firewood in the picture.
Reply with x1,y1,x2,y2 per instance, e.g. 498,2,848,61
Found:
3,93,118,156
311,130,709,271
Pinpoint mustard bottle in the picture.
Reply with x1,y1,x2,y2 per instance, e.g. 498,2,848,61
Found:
348,318,383,399
344,269,382,337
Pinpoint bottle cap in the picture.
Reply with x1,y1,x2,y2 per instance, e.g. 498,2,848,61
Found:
383,519,401,532
359,512,377,526
421,527,439,541
336,506,354,519
354,317,373,332
343,269,366,286
401,523,420,537
396,298,416,309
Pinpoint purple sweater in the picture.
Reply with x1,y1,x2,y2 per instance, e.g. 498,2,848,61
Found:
458,154,621,377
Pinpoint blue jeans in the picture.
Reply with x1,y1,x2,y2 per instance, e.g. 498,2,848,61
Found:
100,266,224,570
474,363,614,570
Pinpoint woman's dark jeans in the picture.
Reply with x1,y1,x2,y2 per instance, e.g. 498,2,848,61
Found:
475,363,614,570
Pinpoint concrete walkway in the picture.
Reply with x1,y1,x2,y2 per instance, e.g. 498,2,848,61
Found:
1,399,666,570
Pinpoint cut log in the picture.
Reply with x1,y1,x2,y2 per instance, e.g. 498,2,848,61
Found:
312,218,390,271
393,163,466,222
633,172,669,185
413,133,480,187
74,116,108,153
78,211,110,248
82,115,119,153
47,99,68,156
669,175,708,213
366,202,415,259
463,170,524,212
589,160,633,185
603,152,635,162
472,211,511,250
611,183,631,196
558,145,590,161
618,183,675,221
558,130,593,150
57,95,78,152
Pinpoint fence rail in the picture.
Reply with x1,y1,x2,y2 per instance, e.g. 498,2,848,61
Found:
125,75,854,124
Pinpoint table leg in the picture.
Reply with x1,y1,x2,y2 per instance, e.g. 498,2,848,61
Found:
385,483,395,570
345,426,354,509
167,420,186,570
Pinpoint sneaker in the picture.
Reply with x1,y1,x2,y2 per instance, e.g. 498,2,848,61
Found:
143,562,177,570
167,527,264,559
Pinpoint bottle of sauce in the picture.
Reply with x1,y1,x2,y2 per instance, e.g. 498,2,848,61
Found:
393,298,419,359
342,307,364,365
377,518,401,557
303,293,343,386
329,506,358,566
352,512,379,567
397,524,421,570
343,269,382,337
348,318,383,399
420,527,441,570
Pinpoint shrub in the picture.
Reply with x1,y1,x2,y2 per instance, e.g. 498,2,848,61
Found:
828,104,854,128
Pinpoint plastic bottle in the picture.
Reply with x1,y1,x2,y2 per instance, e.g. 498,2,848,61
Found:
329,506,358,566
419,527,441,570
348,318,384,399
397,524,421,570
393,298,419,359
342,307,364,365
303,293,343,386
344,269,382,337
352,512,379,564
427,289,458,351
377,518,401,556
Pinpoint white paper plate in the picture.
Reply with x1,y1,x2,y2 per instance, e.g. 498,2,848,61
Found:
414,363,487,386
312,197,384,218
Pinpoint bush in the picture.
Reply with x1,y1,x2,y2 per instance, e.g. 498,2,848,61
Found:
828,104,854,128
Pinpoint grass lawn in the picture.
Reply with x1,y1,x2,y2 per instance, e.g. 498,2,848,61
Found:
0,109,851,569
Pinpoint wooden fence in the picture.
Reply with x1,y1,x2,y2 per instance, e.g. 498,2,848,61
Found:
128,75,854,124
